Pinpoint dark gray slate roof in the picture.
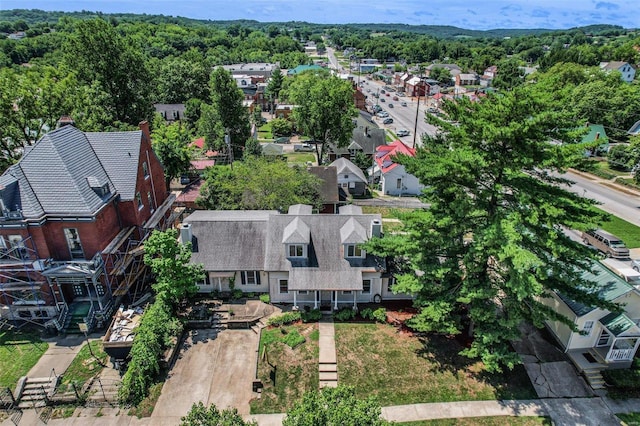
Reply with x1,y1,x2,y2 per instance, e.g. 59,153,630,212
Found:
330,112,385,156
86,131,142,201
307,166,339,203
1,126,116,217
184,210,277,271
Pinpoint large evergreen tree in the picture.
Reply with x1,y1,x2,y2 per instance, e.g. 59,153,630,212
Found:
366,86,613,371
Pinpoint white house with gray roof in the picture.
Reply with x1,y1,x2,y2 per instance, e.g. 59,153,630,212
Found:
182,205,412,310
330,157,368,196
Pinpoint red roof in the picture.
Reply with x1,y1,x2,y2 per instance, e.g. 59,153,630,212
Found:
176,180,204,206
190,137,218,158
190,159,215,171
375,140,416,174
432,93,445,100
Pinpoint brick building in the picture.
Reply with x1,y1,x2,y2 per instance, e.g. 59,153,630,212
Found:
0,122,173,332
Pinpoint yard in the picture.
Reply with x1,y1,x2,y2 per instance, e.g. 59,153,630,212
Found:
284,152,315,165
58,340,108,392
250,322,319,414
334,322,537,406
0,329,48,389
594,206,640,248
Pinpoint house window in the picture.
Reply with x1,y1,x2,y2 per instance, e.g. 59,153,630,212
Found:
8,235,26,259
142,161,149,179
279,279,288,294
346,244,364,258
344,174,349,179
597,329,610,347
136,192,143,210
148,192,154,213
342,290,352,295
241,271,261,285
0,237,6,250
288,244,305,258
387,277,396,292
362,279,371,294
582,320,594,336
396,178,402,189
72,283,85,296
64,228,84,259
96,284,105,296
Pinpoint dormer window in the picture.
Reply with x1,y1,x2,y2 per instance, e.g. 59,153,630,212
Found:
288,244,307,258
345,244,365,258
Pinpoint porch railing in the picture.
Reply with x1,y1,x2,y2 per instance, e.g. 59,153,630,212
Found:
607,348,635,361
44,304,68,331
83,305,96,332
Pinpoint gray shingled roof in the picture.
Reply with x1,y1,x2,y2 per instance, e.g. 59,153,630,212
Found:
86,131,142,201
282,217,311,244
184,210,277,271
330,157,367,183
307,166,339,203
330,112,385,156
340,218,368,244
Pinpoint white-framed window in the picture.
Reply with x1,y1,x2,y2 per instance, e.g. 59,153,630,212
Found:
362,279,371,294
136,192,143,210
96,284,105,296
8,235,24,248
387,277,396,292
582,320,594,336
279,279,288,294
142,161,149,179
148,192,154,213
345,244,364,258
64,228,84,259
241,271,261,285
597,329,610,347
288,244,306,258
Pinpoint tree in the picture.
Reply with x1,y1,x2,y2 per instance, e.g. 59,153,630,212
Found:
285,70,357,165
144,229,204,308
270,117,293,137
209,67,250,158
156,56,210,103
181,402,256,426
428,67,452,86
265,66,284,112
63,18,153,127
366,87,611,371
151,115,194,188
492,58,525,90
197,157,322,211
283,386,389,426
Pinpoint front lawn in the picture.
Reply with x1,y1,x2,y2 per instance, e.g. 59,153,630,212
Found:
360,206,412,218
284,152,315,165
257,122,273,139
335,323,537,406
58,340,108,392
250,323,319,414
0,329,48,389
593,206,640,248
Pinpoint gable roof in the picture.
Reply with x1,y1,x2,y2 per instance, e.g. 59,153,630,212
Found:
307,166,339,204
0,125,119,218
374,140,416,174
330,157,367,183
330,112,385,156
579,124,608,143
600,312,640,337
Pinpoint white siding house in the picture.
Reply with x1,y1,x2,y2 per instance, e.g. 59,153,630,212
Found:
372,141,425,196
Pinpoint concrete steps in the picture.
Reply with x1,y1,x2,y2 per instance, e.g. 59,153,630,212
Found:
583,368,606,390
17,376,57,409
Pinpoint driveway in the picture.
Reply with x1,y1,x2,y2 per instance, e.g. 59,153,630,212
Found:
151,328,259,420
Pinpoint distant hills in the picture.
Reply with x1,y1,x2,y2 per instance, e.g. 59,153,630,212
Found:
0,9,626,39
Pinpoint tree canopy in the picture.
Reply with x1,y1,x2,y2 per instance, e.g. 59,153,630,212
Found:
197,157,322,212
366,86,612,371
180,402,255,426
150,114,194,188
284,70,358,165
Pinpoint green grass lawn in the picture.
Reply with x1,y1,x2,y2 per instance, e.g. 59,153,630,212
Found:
0,330,49,389
250,323,319,414
257,122,273,139
593,206,640,248
58,340,108,392
397,417,551,425
617,412,640,425
285,152,315,165
335,323,537,406
360,206,413,218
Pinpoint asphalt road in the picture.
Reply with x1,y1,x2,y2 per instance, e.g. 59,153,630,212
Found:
558,170,640,227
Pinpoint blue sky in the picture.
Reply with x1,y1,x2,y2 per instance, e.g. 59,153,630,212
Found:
2,0,638,30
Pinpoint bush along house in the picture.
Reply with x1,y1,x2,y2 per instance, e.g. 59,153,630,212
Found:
0,121,174,333
182,204,413,310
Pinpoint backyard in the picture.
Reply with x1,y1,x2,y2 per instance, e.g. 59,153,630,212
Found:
334,322,537,406
250,322,319,414
0,329,48,390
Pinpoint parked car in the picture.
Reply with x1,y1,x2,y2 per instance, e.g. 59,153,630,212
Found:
393,96,399,101
274,136,290,144
380,89,386,94
380,98,385,102
427,107,438,113
383,118,394,125
397,129,410,137
632,258,640,272
401,102,407,107
294,143,314,152
388,103,394,108
581,229,630,259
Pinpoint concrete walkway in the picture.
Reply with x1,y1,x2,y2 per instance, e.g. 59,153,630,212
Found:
318,317,337,388
26,334,91,378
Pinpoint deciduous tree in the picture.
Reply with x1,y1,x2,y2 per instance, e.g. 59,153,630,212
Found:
209,67,250,158
151,115,194,188
181,402,255,426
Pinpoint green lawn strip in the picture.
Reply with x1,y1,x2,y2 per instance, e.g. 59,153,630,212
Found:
284,152,315,164
250,323,319,414
360,206,412,218
618,412,640,425
0,330,48,389
129,381,163,418
58,340,109,392
592,206,640,248
334,323,536,406
396,417,551,425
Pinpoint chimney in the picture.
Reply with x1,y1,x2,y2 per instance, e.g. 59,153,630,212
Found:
180,223,192,245
56,115,75,129
595,132,600,140
139,120,151,143
585,122,590,127
370,218,382,238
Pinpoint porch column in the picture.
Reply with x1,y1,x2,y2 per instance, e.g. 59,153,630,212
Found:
218,277,222,292
84,278,95,310
92,276,104,311
314,291,318,309
293,290,297,308
353,291,357,310
334,291,338,310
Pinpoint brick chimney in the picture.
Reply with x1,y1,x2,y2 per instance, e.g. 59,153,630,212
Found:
139,120,151,143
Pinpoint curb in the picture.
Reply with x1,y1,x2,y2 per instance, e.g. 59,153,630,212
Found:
568,168,640,197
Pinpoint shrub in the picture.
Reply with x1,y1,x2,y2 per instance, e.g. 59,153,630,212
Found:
372,307,387,323
608,145,632,171
282,329,306,348
602,369,640,389
267,311,301,327
333,307,356,322
301,308,322,323
360,308,374,320
259,294,271,304
231,289,244,300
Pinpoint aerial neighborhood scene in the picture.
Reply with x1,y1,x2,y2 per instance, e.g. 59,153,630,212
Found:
2,0,640,425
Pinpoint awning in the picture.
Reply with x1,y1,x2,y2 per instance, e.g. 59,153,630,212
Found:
288,268,363,291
